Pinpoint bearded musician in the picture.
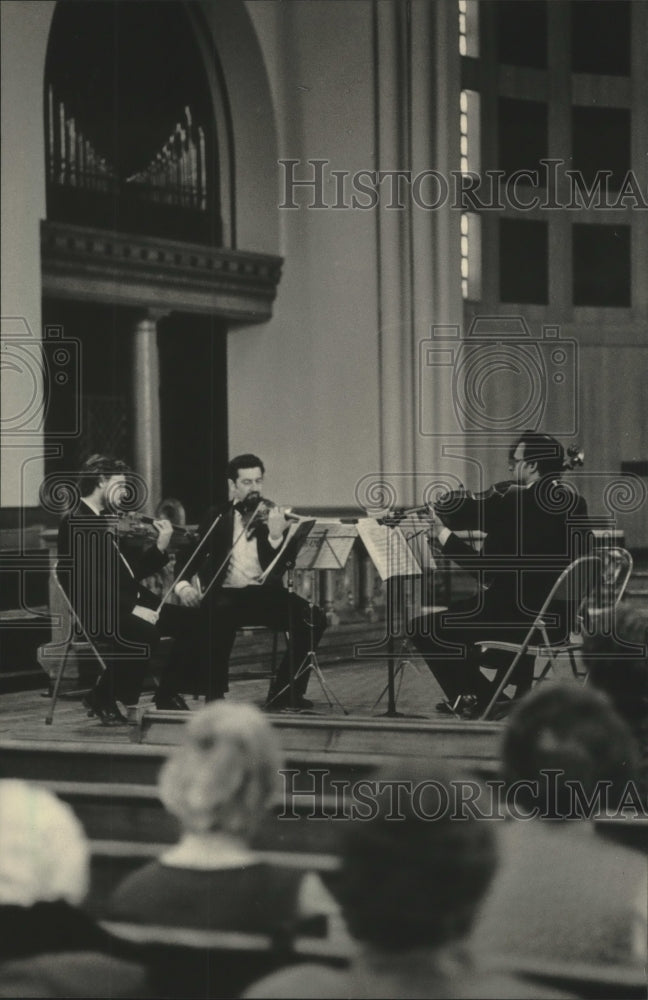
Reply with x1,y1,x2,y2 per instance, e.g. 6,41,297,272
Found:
409,431,588,717
175,453,327,709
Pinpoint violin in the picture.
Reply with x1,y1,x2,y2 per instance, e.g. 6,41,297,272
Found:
381,444,585,526
234,493,300,528
114,511,200,543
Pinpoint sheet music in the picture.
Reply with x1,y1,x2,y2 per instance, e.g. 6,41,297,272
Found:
399,517,437,573
256,517,316,583
296,521,357,570
356,517,434,581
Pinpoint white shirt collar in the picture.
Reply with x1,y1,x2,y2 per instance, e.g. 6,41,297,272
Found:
80,496,103,516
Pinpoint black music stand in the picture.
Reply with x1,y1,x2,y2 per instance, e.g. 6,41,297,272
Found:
355,517,436,718
264,522,354,714
368,576,424,718
259,518,317,712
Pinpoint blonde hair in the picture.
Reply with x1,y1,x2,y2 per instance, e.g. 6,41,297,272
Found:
0,780,89,906
159,702,283,836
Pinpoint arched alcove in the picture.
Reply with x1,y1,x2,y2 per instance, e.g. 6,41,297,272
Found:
45,0,221,245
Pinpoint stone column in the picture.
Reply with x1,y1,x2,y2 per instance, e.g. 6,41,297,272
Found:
132,313,163,513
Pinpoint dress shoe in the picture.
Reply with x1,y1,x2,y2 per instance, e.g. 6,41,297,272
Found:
264,694,314,711
154,692,190,711
436,694,482,720
83,688,128,726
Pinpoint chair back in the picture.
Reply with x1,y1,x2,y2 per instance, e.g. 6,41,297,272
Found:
101,921,350,1000
594,546,633,610
537,547,633,636
538,554,604,634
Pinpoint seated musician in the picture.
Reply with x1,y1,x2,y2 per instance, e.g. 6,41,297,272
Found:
175,454,327,710
56,455,199,724
410,431,588,718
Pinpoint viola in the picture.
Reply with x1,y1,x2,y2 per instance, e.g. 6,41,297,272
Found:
381,444,585,527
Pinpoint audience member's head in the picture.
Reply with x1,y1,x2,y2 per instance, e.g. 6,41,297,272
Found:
583,604,648,724
335,761,497,952
501,684,639,819
0,779,89,907
159,701,282,838
0,782,149,997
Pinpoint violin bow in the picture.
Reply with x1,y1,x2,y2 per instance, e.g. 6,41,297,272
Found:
156,503,230,612
198,499,268,602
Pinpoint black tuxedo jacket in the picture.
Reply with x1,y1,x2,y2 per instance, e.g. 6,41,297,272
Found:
57,502,168,635
179,502,286,592
435,479,589,622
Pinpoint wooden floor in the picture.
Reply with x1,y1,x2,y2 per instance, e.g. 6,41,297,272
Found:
1,625,510,778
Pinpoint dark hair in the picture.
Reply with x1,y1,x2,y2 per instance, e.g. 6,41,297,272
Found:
226,454,265,482
335,760,496,951
77,454,130,497
510,431,565,477
502,684,639,818
155,497,186,526
583,605,648,724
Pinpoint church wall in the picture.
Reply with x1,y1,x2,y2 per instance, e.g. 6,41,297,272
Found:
226,0,381,507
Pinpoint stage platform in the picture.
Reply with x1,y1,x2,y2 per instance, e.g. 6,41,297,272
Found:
1,632,508,785
3,638,647,914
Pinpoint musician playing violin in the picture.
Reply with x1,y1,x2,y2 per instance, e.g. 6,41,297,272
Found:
56,455,200,724
175,454,327,709
410,431,588,717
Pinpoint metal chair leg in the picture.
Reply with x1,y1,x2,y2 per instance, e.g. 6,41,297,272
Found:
45,636,73,725
479,645,530,720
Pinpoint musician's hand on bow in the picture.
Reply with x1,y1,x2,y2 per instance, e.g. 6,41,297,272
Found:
176,582,201,607
153,518,174,552
267,506,288,542
420,508,445,542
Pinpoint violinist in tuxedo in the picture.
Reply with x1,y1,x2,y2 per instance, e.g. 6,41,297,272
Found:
411,431,588,717
56,455,198,724
175,454,327,709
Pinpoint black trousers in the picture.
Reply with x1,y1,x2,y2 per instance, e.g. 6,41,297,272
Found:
199,585,327,701
410,597,569,705
95,604,201,706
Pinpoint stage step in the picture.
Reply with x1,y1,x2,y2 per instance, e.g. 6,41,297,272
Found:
0,732,499,790
135,710,504,773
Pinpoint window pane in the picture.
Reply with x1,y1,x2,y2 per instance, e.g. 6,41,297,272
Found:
572,224,630,306
498,98,548,179
571,1,630,76
497,0,547,69
499,219,548,304
571,107,631,193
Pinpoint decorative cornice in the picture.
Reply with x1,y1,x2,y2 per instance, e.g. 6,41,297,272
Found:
40,221,283,322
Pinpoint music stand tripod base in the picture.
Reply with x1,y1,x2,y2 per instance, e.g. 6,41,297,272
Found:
265,597,349,716
372,634,429,719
